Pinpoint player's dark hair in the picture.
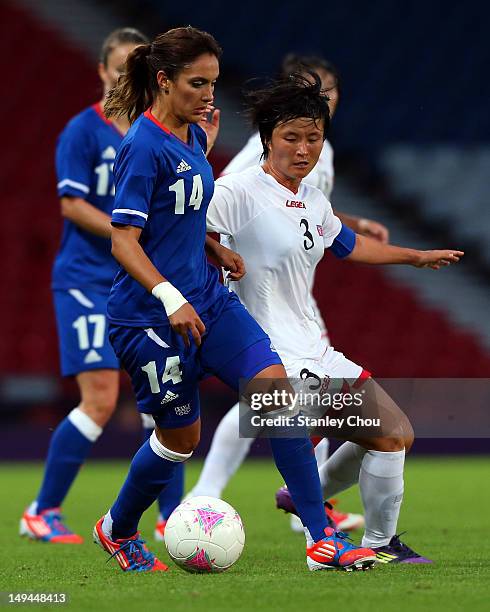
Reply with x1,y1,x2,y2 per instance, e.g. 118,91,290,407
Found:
105,26,222,123
99,28,149,68
281,53,341,95
245,72,330,160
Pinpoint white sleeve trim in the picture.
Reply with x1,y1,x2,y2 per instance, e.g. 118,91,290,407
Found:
112,208,148,220
57,178,90,194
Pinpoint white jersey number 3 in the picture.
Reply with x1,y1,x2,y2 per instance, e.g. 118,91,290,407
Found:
169,174,203,214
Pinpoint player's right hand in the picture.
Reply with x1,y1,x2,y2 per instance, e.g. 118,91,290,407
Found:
169,303,206,347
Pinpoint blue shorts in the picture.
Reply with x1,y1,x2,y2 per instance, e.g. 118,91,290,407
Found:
109,291,282,428
53,288,120,377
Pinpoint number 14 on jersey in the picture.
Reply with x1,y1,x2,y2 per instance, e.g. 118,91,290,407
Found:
169,174,203,214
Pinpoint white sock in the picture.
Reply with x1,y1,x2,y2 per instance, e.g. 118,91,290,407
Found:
189,403,253,498
304,527,315,547
102,510,113,539
360,449,405,548
314,438,329,467
319,441,366,498
68,407,103,442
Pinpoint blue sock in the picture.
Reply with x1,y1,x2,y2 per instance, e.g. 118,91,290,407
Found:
110,438,185,539
142,427,184,520
270,434,328,542
36,410,100,513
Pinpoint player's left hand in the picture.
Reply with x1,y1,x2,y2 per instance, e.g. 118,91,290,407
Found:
357,218,389,243
215,244,246,281
414,249,464,269
200,104,220,155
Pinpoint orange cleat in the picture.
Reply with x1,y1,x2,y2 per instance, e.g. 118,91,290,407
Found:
20,508,83,544
93,517,168,572
307,527,376,571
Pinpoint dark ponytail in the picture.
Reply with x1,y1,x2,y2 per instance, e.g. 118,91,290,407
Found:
105,43,153,123
105,26,222,124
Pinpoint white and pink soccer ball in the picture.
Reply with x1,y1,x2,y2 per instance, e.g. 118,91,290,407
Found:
164,496,245,573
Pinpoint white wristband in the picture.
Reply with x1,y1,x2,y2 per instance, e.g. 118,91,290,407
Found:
151,281,187,316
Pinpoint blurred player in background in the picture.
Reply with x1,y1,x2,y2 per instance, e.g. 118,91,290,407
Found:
92,26,377,573
19,28,150,544
206,72,462,562
186,54,387,535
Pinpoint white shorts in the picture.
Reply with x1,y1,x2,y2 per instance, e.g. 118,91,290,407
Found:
287,348,369,425
289,346,365,385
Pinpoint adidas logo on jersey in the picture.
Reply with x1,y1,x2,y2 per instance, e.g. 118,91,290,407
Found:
176,159,192,173
161,390,179,405
285,199,306,209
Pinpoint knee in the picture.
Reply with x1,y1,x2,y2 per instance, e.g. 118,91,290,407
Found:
370,435,406,452
367,419,414,453
403,420,415,453
155,426,200,457
80,377,118,426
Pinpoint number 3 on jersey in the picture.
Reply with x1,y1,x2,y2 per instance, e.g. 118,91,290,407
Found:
300,218,315,251
169,174,203,214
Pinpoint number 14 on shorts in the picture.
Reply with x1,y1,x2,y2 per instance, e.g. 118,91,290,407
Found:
141,357,182,393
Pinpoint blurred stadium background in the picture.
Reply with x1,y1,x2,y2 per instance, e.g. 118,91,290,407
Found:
1,0,489,461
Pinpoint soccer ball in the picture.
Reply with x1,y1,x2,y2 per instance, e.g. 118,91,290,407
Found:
164,496,245,573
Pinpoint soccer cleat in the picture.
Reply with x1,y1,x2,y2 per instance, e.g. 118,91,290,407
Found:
276,486,335,528
327,498,365,532
307,527,376,571
20,508,83,544
154,518,167,542
276,486,364,531
93,517,168,572
373,534,433,564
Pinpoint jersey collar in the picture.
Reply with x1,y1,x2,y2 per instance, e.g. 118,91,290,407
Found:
258,166,306,199
92,103,125,136
144,107,195,149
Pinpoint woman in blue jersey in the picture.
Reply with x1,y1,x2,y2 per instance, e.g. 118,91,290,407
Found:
20,29,150,544
92,26,377,573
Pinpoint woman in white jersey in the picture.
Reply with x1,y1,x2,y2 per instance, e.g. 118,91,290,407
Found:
205,73,462,562
186,55,387,534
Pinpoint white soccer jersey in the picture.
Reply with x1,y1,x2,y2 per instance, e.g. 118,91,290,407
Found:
221,132,334,340
221,131,335,199
207,167,342,374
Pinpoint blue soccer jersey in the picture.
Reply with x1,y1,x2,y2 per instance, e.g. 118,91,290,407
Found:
52,103,123,291
107,109,227,327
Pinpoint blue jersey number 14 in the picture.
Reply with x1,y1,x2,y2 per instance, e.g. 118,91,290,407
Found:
169,174,203,215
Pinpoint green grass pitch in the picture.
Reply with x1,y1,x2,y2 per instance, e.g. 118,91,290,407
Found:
1,457,489,611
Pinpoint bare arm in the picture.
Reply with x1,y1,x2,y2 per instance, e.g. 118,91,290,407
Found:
334,210,389,243
347,234,464,269
111,224,205,346
205,235,246,281
111,224,164,291
61,197,112,238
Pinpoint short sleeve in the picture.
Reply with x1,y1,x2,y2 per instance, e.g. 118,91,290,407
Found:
321,195,356,258
206,176,247,236
111,140,158,229
221,132,262,176
55,119,95,199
